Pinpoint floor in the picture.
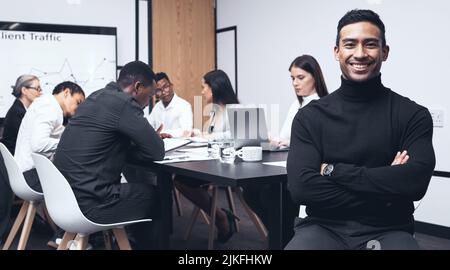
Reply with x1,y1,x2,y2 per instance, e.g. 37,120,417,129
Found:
2,188,450,250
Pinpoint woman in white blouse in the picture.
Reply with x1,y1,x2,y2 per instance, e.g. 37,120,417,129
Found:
272,55,329,147
243,55,329,246
175,70,240,243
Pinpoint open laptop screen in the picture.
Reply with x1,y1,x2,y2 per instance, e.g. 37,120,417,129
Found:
226,105,270,149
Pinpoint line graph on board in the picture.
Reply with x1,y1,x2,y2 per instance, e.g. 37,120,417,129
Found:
29,57,116,93
0,25,116,118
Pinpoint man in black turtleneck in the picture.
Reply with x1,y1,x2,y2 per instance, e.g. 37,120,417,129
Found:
285,9,435,250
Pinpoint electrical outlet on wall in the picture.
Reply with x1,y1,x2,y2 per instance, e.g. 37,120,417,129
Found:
430,109,445,128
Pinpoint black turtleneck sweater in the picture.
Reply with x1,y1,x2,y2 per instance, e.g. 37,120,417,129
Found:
287,75,435,226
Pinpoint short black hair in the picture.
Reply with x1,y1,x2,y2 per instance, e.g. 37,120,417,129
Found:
336,9,386,47
117,61,156,88
155,72,170,83
52,81,85,97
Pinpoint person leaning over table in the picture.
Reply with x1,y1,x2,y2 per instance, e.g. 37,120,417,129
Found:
242,54,329,247
174,69,240,244
53,61,166,250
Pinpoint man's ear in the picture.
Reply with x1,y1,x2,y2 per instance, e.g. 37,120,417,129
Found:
334,46,340,61
382,45,390,61
133,81,141,93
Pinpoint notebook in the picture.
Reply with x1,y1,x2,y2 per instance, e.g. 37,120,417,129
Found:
163,138,191,152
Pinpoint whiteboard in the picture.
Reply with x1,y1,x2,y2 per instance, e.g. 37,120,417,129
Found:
0,21,117,118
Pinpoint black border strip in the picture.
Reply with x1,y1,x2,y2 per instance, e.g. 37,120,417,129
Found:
216,26,238,97
0,21,116,35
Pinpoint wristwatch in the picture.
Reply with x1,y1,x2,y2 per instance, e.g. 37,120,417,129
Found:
323,164,334,176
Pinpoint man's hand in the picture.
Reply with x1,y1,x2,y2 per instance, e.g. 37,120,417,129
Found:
320,151,408,175
156,124,173,139
391,150,409,166
160,133,173,139
320,163,328,175
182,130,193,137
156,124,164,134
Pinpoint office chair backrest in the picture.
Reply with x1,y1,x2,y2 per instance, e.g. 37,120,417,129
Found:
31,153,101,234
0,143,42,202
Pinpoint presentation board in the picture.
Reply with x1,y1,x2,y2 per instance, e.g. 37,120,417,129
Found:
0,21,117,118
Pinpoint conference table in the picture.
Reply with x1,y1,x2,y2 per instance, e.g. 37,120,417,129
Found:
146,151,289,250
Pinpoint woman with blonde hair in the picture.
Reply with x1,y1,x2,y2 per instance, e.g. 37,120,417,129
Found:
1,74,41,241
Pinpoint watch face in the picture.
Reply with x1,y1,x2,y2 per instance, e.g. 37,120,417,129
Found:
325,164,333,176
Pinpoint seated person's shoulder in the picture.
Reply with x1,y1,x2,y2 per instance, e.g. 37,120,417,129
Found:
390,90,430,117
391,90,425,108
306,92,336,109
96,86,135,104
298,96,330,114
294,103,316,123
293,94,337,126
178,96,192,108
87,87,143,117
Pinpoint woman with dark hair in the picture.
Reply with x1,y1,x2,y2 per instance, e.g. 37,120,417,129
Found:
273,55,329,147
200,69,239,138
243,55,328,247
174,70,240,244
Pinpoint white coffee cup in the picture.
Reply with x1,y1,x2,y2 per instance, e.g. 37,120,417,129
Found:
236,146,263,162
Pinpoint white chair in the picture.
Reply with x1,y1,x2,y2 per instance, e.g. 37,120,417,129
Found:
31,153,152,250
0,143,43,250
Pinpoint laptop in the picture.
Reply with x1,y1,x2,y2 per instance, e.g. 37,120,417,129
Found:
226,105,289,151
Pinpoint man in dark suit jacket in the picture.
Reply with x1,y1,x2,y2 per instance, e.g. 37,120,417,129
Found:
54,61,165,249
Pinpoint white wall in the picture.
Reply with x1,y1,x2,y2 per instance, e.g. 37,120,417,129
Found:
0,0,139,66
415,176,450,227
138,0,149,64
217,0,450,227
217,30,237,91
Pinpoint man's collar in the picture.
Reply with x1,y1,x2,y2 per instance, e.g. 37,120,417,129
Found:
163,93,178,109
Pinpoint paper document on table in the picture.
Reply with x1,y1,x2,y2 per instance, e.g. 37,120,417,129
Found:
175,147,208,155
164,138,191,152
155,154,216,164
262,161,287,168
188,142,208,147
156,146,213,163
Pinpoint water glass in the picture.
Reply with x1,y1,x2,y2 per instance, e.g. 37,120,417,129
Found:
207,139,221,158
219,140,235,163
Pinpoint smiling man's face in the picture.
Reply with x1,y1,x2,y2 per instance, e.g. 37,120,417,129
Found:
334,21,389,82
